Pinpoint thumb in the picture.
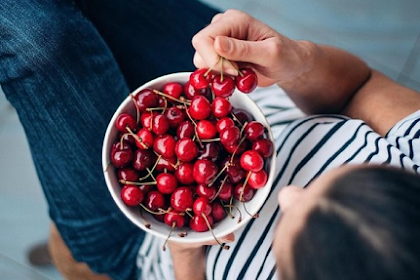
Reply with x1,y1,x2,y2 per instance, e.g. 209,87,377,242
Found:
215,36,267,65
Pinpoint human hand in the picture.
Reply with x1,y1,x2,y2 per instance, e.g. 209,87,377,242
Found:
168,233,235,280
192,10,313,87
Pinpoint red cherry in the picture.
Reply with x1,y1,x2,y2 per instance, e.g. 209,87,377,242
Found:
190,214,213,232
222,157,246,184
153,134,176,158
216,117,235,133
121,185,144,206
248,170,268,189
252,138,274,158
152,114,170,135
162,82,184,99
132,149,155,171
164,106,186,128
211,201,227,223
119,132,136,146
175,162,195,185
236,68,258,93
140,111,154,130
193,197,212,216
156,173,178,194
197,142,221,162
134,88,159,112
217,181,233,201
196,120,217,139
170,186,194,212
117,168,139,182
211,74,235,98
164,209,186,228
175,138,199,162
193,159,219,185
146,190,166,211
223,139,249,155
189,68,212,90
233,183,255,202
110,142,133,168
176,120,195,139
155,156,177,172
240,150,264,172
244,121,265,141
196,184,217,200
232,108,254,124
184,81,210,100
220,126,240,147
212,97,232,118
189,95,212,120
136,128,154,150
115,113,136,133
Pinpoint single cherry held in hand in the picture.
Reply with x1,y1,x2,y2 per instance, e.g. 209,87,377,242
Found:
107,62,273,249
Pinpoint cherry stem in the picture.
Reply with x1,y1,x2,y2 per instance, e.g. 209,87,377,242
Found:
130,93,141,124
223,203,243,223
230,112,244,128
200,138,221,143
230,136,247,163
223,58,243,77
201,213,229,250
220,58,224,82
204,56,221,77
185,209,194,219
146,107,167,112
153,89,191,105
208,163,229,187
125,127,148,149
139,204,167,215
210,175,229,203
119,180,157,186
139,210,151,229
138,155,161,181
182,100,204,149
146,167,157,182
243,201,258,219
162,222,177,251
239,171,252,203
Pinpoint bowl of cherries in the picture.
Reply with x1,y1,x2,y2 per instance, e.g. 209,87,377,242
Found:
102,68,275,249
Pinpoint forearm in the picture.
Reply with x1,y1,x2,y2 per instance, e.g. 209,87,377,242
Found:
169,244,207,280
278,42,371,115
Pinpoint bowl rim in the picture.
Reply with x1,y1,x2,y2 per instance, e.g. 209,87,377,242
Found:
102,72,276,243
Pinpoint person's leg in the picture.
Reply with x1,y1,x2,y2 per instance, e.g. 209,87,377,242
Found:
0,1,143,278
75,0,220,90
48,223,111,280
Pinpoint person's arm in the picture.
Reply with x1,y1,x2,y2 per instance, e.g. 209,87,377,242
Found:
192,10,420,136
168,244,207,280
168,233,234,280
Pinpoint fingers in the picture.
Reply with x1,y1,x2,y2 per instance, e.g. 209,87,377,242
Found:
192,10,282,77
214,36,282,67
192,10,257,70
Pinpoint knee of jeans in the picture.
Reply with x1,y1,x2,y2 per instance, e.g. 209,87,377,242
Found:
0,1,87,82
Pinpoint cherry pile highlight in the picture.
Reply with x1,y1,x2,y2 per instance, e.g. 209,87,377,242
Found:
109,65,273,249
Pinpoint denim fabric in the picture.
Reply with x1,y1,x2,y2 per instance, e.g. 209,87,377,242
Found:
0,1,217,279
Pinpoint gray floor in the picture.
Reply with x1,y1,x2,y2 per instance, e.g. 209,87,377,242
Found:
1,1,419,279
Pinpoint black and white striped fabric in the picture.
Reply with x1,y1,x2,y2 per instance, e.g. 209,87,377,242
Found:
136,86,420,280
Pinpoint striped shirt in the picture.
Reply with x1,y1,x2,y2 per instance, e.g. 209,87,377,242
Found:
136,86,420,280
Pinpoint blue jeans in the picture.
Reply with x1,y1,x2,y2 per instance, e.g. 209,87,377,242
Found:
0,1,218,279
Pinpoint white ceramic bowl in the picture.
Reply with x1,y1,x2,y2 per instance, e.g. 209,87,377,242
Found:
102,72,276,243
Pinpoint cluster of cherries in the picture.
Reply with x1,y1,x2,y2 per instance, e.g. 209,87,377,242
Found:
109,66,273,248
